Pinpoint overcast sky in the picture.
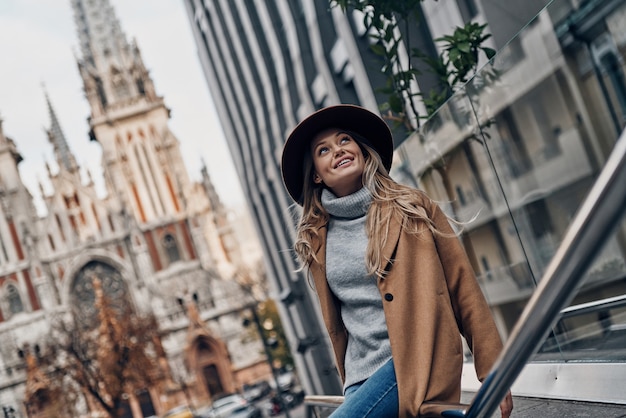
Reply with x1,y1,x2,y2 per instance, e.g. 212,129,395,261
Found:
0,0,245,215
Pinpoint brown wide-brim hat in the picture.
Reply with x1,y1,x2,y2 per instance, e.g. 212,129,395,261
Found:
281,104,394,205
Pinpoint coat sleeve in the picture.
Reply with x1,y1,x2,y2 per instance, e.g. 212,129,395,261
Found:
427,199,503,382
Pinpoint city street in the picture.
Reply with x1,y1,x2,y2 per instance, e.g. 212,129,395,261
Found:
268,403,306,418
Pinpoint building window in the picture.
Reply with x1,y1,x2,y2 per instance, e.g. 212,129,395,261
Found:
108,214,115,232
0,235,8,263
95,76,107,109
455,186,466,206
71,261,128,328
137,390,156,417
601,52,626,120
136,78,146,96
48,234,56,251
526,200,553,238
55,214,66,241
481,256,492,281
312,74,328,108
163,233,181,263
7,285,24,315
113,78,130,100
456,0,478,22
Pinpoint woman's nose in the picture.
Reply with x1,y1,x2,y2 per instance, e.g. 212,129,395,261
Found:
333,146,345,156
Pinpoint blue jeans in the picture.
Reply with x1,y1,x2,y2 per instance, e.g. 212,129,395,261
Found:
329,358,399,417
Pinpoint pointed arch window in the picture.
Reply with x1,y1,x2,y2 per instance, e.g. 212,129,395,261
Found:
136,78,146,96
6,284,24,315
163,233,181,263
111,67,130,100
0,234,8,263
95,76,107,109
114,78,130,100
71,261,129,328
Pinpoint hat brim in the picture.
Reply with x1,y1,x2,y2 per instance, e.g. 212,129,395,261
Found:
281,104,394,205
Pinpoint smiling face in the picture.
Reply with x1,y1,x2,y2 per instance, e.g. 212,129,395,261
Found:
310,128,366,198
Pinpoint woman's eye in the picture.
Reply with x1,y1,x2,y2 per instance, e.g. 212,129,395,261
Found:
318,147,329,155
340,136,350,144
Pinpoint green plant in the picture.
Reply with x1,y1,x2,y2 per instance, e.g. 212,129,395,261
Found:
331,0,495,129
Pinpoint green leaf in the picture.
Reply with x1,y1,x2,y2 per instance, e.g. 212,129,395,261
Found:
370,44,386,56
389,93,404,113
378,84,396,94
436,34,455,43
482,47,496,60
448,48,460,63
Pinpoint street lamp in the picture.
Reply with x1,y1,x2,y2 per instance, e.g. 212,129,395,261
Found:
243,304,291,418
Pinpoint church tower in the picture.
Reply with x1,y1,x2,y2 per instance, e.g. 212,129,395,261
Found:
72,0,191,224
41,90,105,245
69,0,217,301
0,117,41,320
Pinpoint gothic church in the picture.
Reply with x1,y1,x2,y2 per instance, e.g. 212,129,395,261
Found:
0,0,266,416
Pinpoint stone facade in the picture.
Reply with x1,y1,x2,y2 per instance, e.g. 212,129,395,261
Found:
0,1,266,416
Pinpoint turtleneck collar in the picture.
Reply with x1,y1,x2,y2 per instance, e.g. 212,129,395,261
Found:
321,187,372,219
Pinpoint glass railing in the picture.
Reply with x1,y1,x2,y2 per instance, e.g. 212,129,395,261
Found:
305,0,626,415
537,294,626,362
460,126,626,417
395,0,626,364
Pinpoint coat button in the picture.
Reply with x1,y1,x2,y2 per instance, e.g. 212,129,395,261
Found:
384,293,393,301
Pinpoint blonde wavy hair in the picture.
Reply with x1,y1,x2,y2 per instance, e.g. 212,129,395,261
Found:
294,135,449,278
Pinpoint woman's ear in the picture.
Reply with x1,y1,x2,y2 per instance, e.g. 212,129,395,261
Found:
313,173,323,184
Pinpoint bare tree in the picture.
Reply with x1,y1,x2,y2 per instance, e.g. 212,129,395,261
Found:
42,279,165,418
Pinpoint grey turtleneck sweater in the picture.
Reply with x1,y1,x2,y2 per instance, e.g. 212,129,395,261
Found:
321,187,392,391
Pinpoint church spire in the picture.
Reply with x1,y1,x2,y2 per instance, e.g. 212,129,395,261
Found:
0,113,24,165
71,0,160,120
44,90,79,174
201,160,224,214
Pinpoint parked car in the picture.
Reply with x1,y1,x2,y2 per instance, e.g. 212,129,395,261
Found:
242,380,272,402
197,393,262,418
262,386,305,417
276,371,296,391
161,405,195,418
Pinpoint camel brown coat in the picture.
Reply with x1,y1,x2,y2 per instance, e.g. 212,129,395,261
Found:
309,192,503,417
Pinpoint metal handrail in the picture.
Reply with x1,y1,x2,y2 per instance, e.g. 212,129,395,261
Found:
303,395,344,407
560,293,626,319
460,128,626,418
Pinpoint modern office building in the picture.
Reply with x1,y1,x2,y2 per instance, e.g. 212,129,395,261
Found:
182,0,408,396
185,0,626,406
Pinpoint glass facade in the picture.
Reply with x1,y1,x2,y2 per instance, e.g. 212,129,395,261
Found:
185,0,626,407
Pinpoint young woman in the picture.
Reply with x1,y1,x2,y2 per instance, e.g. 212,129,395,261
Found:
280,104,513,418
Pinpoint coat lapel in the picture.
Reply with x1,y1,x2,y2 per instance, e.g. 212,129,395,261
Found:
309,224,348,379
380,205,402,274
309,225,342,331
